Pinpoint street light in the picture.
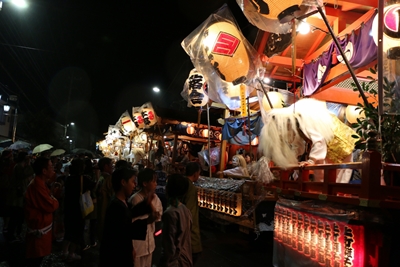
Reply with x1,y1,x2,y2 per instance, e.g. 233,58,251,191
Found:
153,87,160,93
11,0,28,8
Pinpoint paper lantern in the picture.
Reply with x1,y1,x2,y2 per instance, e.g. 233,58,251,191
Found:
253,0,303,22
201,129,209,138
186,126,195,135
141,107,157,127
346,105,365,124
186,68,209,107
220,82,242,110
262,91,284,111
203,21,249,85
251,136,259,146
372,5,400,59
132,112,145,129
121,115,136,133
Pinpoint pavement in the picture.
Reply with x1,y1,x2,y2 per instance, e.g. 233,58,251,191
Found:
0,215,274,267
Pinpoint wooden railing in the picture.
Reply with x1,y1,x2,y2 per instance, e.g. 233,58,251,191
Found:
265,150,400,209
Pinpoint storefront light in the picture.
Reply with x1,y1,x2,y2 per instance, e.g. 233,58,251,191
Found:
262,91,284,111
345,105,365,124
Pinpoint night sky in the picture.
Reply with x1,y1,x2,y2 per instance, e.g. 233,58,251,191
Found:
0,0,257,137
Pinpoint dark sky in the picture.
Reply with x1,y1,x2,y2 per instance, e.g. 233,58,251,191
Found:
0,0,257,137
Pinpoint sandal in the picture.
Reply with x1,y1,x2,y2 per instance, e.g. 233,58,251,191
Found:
82,245,91,251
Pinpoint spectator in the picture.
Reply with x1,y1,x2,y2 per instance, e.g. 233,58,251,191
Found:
83,158,99,251
25,157,59,267
155,163,168,211
99,167,153,267
182,162,202,264
161,174,192,267
96,157,113,242
128,168,163,267
61,158,96,262
8,152,34,242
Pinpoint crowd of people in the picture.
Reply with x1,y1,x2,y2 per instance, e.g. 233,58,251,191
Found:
0,148,204,267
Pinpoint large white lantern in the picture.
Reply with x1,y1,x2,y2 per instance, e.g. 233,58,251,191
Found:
186,68,209,107
203,21,250,85
262,91,284,111
253,0,303,22
132,112,145,129
141,107,157,127
372,5,400,59
346,105,365,124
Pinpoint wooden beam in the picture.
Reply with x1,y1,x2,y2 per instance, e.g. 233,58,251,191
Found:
264,56,303,69
341,3,364,12
318,61,377,92
268,74,301,83
325,0,377,8
312,87,375,106
305,8,377,61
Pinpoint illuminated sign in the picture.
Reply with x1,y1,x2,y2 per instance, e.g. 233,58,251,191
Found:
274,205,365,267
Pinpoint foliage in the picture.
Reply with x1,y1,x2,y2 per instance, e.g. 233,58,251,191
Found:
351,66,400,162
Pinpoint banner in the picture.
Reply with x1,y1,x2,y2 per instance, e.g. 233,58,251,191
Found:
302,13,377,96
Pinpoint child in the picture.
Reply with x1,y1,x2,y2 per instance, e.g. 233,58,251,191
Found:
99,168,153,267
160,174,192,267
128,168,163,267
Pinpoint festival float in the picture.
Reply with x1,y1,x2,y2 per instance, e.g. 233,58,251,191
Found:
179,0,399,266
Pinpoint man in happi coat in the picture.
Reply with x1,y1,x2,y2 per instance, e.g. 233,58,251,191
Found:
25,157,59,267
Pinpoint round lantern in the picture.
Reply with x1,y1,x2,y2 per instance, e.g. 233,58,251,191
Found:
141,108,157,127
186,68,209,107
346,105,365,124
201,129,209,138
220,81,242,110
203,21,250,85
186,126,195,135
121,115,136,133
262,91,284,111
251,136,259,146
372,5,400,59
254,0,303,23
133,112,145,129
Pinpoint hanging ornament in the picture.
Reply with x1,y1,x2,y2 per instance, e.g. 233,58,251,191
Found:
185,68,209,107
203,21,250,85
262,91,284,111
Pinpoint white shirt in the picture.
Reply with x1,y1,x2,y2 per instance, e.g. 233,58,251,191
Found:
128,192,163,257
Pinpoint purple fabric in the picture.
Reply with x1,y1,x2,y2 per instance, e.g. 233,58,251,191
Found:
335,15,377,69
302,43,334,96
302,13,377,96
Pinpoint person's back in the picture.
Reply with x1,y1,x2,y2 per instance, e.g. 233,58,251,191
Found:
181,162,202,264
161,174,192,267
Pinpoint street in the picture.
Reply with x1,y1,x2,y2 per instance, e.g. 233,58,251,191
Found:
0,215,274,267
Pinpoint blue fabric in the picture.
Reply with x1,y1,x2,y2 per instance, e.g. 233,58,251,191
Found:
222,115,263,145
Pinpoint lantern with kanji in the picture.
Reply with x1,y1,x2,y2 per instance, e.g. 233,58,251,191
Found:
203,21,250,85
186,68,209,107
132,112,145,129
253,0,303,23
141,107,157,127
372,4,400,59
262,91,284,111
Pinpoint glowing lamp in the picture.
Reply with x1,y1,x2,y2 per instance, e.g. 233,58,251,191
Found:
121,115,136,133
141,107,157,127
186,126,195,135
262,91,284,111
345,105,365,124
186,68,209,107
203,21,249,85
253,0,303,22
251,136,259,146
372,5,400,59
201,129,209,138
133,112,145,129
